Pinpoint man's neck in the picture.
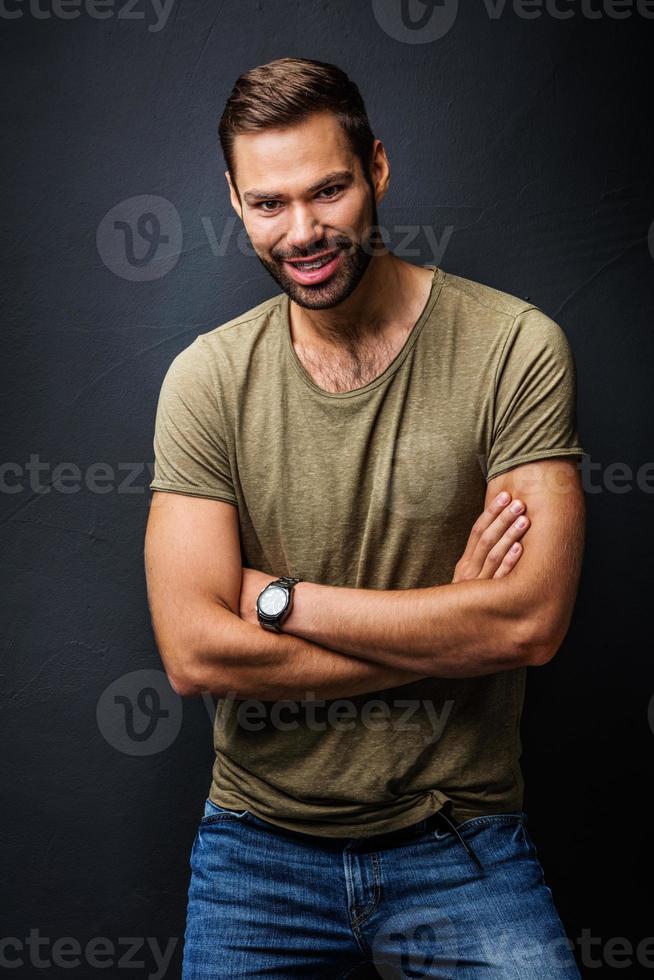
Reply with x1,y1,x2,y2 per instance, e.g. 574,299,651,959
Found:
288,254,434,354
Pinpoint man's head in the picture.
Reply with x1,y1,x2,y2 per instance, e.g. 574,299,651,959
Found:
218,57,390,310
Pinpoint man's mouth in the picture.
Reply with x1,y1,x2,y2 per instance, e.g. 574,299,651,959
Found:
282,249,342,284
292,255,333,270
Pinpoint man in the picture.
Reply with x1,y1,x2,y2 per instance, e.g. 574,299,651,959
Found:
144,57,585,978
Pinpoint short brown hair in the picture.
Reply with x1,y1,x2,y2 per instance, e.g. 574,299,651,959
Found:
219,57,376,198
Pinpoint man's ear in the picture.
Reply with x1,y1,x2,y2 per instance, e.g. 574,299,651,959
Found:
370,139,391,205
225,170,242,218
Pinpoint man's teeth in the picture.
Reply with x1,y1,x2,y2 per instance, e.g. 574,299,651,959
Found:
293,254,334,270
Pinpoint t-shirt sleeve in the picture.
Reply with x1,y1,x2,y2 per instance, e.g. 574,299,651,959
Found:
149,335,237,505
485,306,586,482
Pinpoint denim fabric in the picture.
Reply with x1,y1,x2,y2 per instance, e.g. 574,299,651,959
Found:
182,799,581,978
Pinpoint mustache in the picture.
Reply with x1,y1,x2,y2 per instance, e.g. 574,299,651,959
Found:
274,237,355,262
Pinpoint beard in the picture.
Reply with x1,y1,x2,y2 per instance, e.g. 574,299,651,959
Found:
252,190,382,310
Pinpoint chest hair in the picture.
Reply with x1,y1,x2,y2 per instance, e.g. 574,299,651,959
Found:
294,325,412,394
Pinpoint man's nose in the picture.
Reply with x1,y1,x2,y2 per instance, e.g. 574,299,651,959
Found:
285,205,325,253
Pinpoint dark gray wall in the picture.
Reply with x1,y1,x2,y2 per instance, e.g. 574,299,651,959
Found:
2,3,652,977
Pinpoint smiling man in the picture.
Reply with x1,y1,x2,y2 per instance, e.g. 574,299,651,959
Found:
144,57,586,978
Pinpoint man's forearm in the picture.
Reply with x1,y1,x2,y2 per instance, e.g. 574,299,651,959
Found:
283,576,538,677
188,601,430,700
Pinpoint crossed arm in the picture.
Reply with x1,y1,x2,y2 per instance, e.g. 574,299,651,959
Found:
252,458,585,676
144,458,585,700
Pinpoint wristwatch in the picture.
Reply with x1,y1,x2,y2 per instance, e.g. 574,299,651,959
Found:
256,576,302,633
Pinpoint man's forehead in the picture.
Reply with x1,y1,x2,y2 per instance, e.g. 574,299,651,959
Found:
233,115,355,196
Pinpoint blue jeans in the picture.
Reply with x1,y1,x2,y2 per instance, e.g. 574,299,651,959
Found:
182,798,581,979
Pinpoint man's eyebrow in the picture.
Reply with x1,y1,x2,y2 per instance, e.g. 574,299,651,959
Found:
243,169,354,203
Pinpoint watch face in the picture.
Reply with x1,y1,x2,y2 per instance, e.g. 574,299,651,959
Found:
259,585,288,617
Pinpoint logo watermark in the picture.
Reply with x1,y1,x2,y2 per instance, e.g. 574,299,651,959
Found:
372,0,459,43
374,429,461,521
3,453,654,498
214,690,454,745
96,195,182,281
204,215,455,265
370,913,654,974
0,456,155,495
372,0,654,43
96,670,455,753
0,0,176,31
97,669,183,755
96,194,454,280
0,931,178,978
371,907,460,978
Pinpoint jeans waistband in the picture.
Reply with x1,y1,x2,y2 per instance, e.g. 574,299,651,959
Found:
349,804,485,873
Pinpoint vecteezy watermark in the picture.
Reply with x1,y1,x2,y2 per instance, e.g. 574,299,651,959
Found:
97,669,183,755
372,0,654,44
479,453,654,496
0,931,178,978
213,691,455,745
0,0,176,31
374,428,461,521
575,930,654,969
371,915,654,974
96,670,453,754
371,906,460,979
372,0,460,44
96,195,182,281
479,0,654,18
203,213,455,265
4,453,654,498
0,456,156,494
97,194,455,280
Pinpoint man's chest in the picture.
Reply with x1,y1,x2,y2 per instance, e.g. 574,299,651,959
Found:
291,327,413,394
230,370,492,589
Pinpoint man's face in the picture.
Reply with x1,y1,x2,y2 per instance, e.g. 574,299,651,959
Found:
227,111,382,310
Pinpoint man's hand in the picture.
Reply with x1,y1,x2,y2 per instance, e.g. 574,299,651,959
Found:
239,492,529,625
452,491,530,583
232,460,582,680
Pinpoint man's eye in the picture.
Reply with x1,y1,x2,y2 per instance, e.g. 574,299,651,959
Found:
255,184,344,212
317,184,344,199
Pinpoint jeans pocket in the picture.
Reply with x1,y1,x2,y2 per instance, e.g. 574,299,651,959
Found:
200,797,252,824
432,811,524,841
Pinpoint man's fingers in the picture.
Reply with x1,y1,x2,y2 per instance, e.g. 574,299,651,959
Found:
478,513,531,578
463,496,527,577
458,492,517,567
493,541,523,579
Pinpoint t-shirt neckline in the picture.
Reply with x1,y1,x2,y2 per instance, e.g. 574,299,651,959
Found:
280,264,445,400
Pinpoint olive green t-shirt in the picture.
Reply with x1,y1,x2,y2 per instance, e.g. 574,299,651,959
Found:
149,265,585,837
